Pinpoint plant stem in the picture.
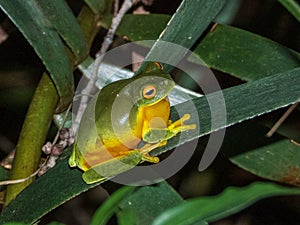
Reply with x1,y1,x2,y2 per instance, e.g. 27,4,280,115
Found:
266,102,299,137
4,73,58,206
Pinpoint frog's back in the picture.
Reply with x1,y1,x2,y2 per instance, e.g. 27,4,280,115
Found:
95,78,141,150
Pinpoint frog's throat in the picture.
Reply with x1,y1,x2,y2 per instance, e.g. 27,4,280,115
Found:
142,96,170,108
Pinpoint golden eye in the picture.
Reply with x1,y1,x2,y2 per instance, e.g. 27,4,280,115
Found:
154,62,163,70
142,85,157,99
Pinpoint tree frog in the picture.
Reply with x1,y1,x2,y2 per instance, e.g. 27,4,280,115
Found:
69,62,196,184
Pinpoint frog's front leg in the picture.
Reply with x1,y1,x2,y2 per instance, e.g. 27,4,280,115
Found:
144,114,196,143
166,114,196,139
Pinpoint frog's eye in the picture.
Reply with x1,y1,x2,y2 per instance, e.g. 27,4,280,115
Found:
142,85,157,99
154,62,163,70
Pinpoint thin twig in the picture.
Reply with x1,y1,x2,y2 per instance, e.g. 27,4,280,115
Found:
0,157,48,186
0,25,8,44
114,0,119,16
266,102,299,137
38,103,73,176
291,139,300,146
0,148,15,169
0,18,16,44
54,104,72,145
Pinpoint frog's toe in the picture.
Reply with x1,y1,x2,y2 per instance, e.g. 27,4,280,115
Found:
68,157,77,167
168,114,194,130
181,114,191,122
142,154,160,163
181,123,196,131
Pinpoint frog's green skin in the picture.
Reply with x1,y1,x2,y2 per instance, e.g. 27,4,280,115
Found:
69,62,196,184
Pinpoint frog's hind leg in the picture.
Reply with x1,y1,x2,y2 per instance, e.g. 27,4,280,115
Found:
82,169,107,184
139,140,167,163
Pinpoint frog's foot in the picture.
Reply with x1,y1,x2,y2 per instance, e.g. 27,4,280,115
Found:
167,114,196,137
142,154,159,163
139,141,167,163
167,114,189,127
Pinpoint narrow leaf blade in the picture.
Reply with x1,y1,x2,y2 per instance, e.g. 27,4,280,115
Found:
141,0,226,72
83,0,112,14
194,24,300,81
90,186,136,225
223,121,300,186
152,182,300,225
117,182,186,225
0,0,74,110
103,15,300,81
38,0,88,61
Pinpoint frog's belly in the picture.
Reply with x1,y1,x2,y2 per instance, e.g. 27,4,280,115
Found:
139,97,170,137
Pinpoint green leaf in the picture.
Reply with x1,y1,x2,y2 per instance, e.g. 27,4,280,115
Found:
141,0,226,73
2,223,29,225
83,0,113,14
37,0,88,61
103,15,300,81
0,0,74,110
223,121,300,186
46,223,65,225
77,6,101,50
1,66,299,223
152,182,300,225
117,208,136,225
117,182,187,225
91,182,190,225
278,0,300,22
194,24,300,81
90,186,136,225
3,223,67,225
101,14,170,41
214,0,242,24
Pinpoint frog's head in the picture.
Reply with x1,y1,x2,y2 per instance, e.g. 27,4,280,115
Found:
132,62,175,107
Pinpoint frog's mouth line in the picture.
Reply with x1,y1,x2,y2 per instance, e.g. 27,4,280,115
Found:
141,95,170,108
